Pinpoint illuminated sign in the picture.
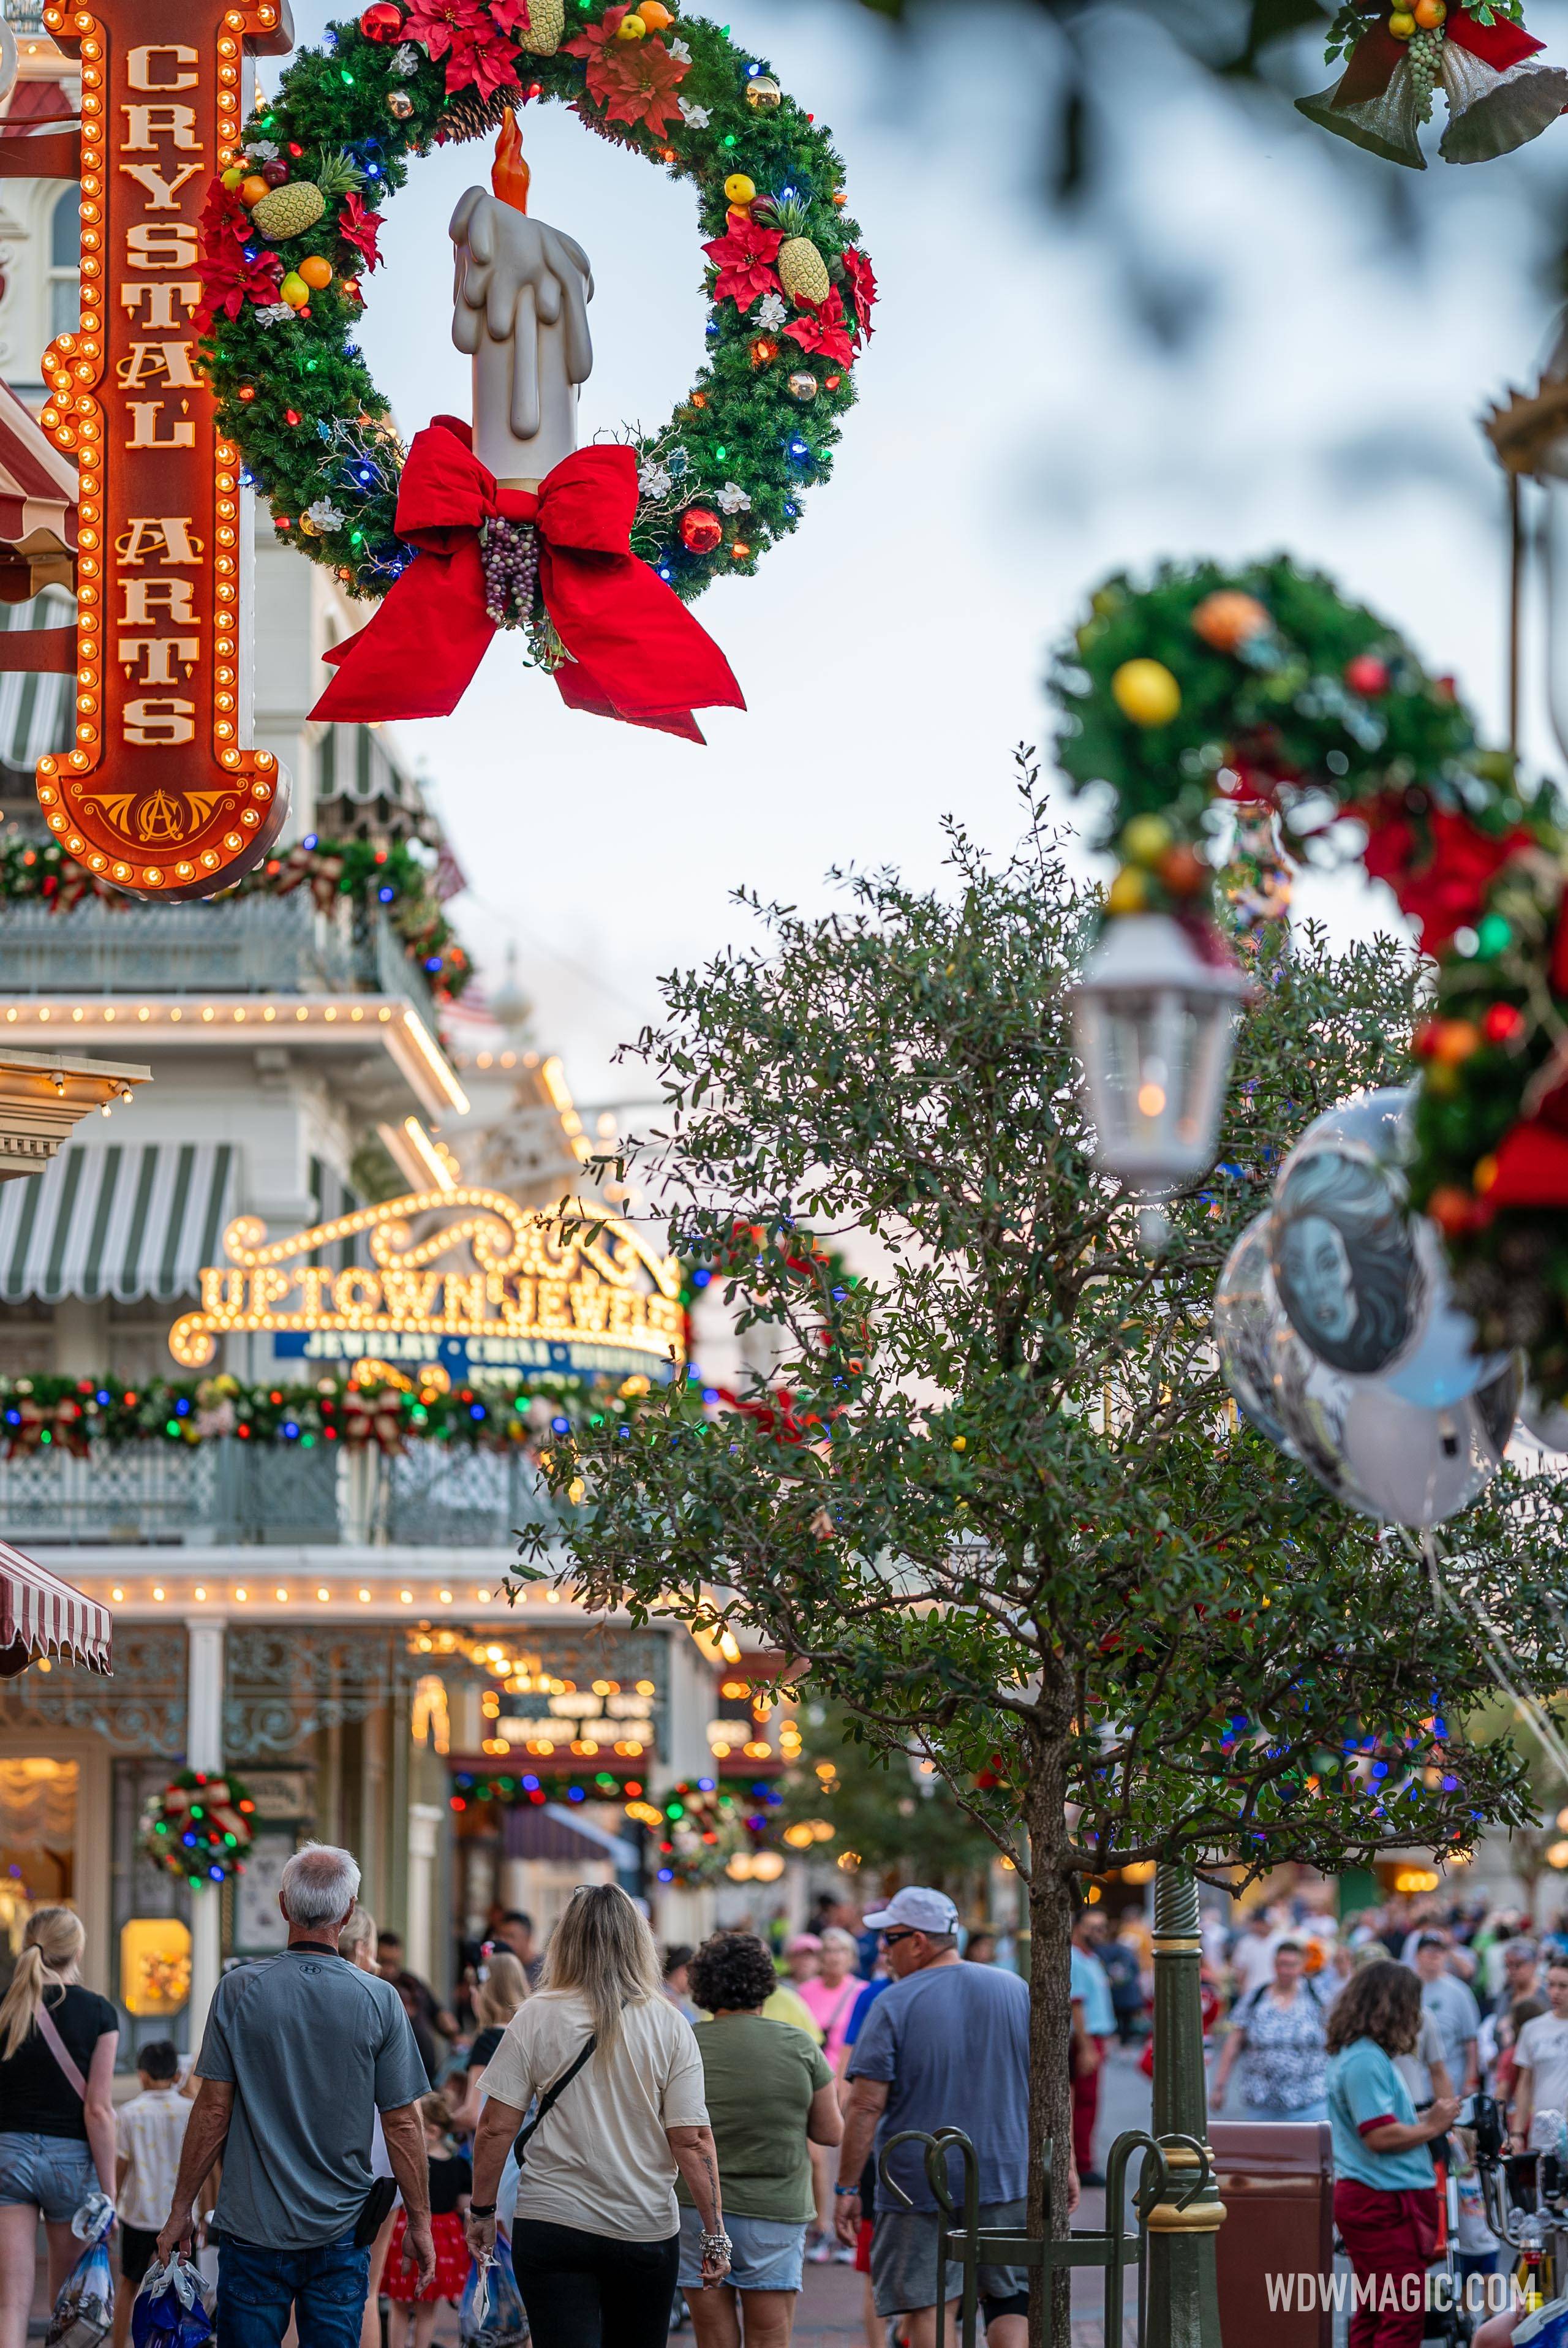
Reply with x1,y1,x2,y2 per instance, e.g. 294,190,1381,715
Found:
168,1185,685,1376
35,0,292,896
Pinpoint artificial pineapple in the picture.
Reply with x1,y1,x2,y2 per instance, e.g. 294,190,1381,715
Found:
768,195,830,306
516,0,565,53
251,148,363,243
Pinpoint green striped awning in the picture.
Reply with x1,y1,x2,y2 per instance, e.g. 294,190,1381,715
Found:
0,1141,235,1301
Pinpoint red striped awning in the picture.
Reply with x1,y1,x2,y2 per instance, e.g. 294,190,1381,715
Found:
0,1541,110,1678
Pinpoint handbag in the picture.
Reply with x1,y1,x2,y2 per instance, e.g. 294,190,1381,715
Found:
511,2035,597,2171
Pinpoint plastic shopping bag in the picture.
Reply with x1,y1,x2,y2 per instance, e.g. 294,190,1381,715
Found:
130,2254,214,2348
46,2195,115,2348
1517,2295,1568,2347
458,2230,528,2348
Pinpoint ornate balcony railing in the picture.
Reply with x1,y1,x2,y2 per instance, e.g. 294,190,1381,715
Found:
0,1438,557,1547
0,892,439,1024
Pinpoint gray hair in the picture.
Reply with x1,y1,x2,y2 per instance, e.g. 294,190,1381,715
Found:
281,1842,361,1928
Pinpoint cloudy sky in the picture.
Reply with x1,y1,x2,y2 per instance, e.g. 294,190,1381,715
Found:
282,0,1568,1108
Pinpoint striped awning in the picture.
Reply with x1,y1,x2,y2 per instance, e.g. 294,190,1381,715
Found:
0,1139,235,1301
0,591,74,774
0,1541,111,1678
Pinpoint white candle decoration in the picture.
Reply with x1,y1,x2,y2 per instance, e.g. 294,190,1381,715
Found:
450,186,594,489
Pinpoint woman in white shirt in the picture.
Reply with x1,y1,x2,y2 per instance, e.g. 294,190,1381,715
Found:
466,1884,730,2348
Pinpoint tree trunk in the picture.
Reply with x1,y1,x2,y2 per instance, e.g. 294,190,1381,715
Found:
1025,1740,1074,2348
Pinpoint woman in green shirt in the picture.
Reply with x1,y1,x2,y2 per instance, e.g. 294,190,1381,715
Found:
680,1932,843,2345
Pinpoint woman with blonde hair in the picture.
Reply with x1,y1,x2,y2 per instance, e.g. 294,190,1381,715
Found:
0,1907,118,2348
466,1884,731,2346
449,1950,529,2134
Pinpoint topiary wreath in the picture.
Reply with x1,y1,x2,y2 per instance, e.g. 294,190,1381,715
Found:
198,0,876,652
141,1768,255,1889
1050,556,1568,1403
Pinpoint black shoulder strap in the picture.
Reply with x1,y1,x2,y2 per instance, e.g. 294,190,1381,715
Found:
513,2036,597,2167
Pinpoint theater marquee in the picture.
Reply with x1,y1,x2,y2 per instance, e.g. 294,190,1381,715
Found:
34,0,293,896
168,1187,686,1383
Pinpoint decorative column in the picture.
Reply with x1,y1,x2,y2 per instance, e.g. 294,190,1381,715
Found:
1146,1863,1225,2348
185,1618,226,2053
405,1803,443,1985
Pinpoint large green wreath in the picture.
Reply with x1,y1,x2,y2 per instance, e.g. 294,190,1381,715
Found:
199,1,875,619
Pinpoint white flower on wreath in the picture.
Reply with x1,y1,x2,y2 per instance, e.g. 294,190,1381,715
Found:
677,97,709,127
716,481,752,515
754,291,787,332
638,458,673,500
246,138,279,160
669,36,691,61
306,497,345,532
254,303,295,327
390,42,420,77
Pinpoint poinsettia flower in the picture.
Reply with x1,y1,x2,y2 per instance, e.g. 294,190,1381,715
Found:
566,4,691,135
404,0,521,99
338,191,385,272
1361,799,1535,957
783,285,856,368
701,215,783,312
841,247,878,342
195,179,283,330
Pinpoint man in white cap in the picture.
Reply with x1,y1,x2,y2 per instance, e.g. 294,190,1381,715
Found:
832,1887,1034,2348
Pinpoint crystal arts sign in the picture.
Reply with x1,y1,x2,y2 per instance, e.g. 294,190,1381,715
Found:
34,0,293,896
169,1187,686,1383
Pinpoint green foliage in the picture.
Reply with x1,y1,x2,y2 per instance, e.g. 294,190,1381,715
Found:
779,1699,1007,1895
519,755,1568,1903
204,8,869,605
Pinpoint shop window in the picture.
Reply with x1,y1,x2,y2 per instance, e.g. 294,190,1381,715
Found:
47,188,79,341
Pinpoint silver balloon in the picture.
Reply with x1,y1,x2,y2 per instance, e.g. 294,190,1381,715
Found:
1265,1313,1385,1516
1337,1355,1520,1528
1279,1085,1415,1174
1214,1213,1293,1449
1376,1214,1510,1410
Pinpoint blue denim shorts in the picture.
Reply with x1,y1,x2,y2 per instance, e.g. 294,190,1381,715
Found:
677,2208,807,2292
0,2132,97,2222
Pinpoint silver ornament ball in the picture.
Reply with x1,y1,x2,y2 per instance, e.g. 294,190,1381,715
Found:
786,370,818,404
745,74,782,111
386,87,415,120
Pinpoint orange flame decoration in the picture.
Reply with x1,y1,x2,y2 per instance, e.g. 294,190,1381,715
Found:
492,107,530,214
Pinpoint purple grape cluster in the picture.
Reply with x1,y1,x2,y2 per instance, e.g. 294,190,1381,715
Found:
480,517,540,629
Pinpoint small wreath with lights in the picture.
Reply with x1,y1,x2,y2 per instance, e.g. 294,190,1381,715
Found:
652,1778,782,1887
199,0,875,641
1051,556,1568,1402
141,1769,255,1889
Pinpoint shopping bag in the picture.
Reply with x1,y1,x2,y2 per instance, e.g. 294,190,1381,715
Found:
458,2230,528,2348
130,2255,214,2348
1516,2294,1568,2346
45,2195,116,2348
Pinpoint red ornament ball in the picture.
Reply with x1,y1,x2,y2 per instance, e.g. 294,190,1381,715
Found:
679,506,723,554
359,2,404,38
1482,1000,1525,1044
1344,653,1391,696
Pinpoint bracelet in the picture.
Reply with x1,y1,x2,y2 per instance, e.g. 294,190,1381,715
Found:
834,2184,859,2198
469,2204,496,2219
699,2228,733,2260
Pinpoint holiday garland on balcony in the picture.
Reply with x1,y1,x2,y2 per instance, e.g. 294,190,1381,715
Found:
1051,555,1568,1397
141,1769,255,1889
198,0,875,630
0,1368,643,1455
0,834,472,1001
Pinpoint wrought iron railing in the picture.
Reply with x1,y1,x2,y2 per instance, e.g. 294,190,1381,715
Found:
0,1437,559,1547
0,892,438,1024
879,2125,1213,2348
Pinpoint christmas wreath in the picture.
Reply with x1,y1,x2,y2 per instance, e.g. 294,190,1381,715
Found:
200,2,874,672
1051,556,1568,1400
652,1778,782,1887
141,1769,255,1888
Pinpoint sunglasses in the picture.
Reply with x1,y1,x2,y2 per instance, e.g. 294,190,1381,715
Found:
881,1928,918,1946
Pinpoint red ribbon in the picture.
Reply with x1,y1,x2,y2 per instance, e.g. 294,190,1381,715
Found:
311,419,745,743
1334,10,1545,110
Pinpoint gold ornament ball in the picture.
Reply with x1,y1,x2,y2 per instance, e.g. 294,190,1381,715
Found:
298,514,320,537
1106,868,1148,917
1121,813,1173,867
745,73,783,111
386,86,414,119
786,369,818,403
1111,657,1182,728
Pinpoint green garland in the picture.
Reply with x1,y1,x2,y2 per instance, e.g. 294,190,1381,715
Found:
200,2,874,614
0,1368,643,1451
1051,556,1568,1404
1,832,472,1002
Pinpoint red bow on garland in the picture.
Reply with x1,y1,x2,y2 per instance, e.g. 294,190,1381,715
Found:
312,420,745,743
1297,9,1568,168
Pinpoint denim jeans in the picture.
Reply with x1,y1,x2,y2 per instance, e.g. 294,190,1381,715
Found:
216,2234,370,2348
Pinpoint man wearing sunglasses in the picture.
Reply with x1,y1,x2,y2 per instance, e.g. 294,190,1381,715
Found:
833,1889,1044,2348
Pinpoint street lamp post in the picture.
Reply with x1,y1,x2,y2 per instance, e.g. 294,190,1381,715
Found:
1145,1863,1226,2348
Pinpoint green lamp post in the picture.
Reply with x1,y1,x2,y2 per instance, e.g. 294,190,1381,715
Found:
1145,1863,1226,2348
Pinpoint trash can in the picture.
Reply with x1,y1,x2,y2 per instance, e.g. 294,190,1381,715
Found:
1209,2120,1333,2348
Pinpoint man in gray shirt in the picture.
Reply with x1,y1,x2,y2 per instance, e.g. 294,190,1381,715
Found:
156,1843,434,2348
836,1887,1036,2348
1414,1935,1482,2098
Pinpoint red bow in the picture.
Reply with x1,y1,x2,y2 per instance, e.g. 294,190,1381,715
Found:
312,420,745,743
1334,10,1544,112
